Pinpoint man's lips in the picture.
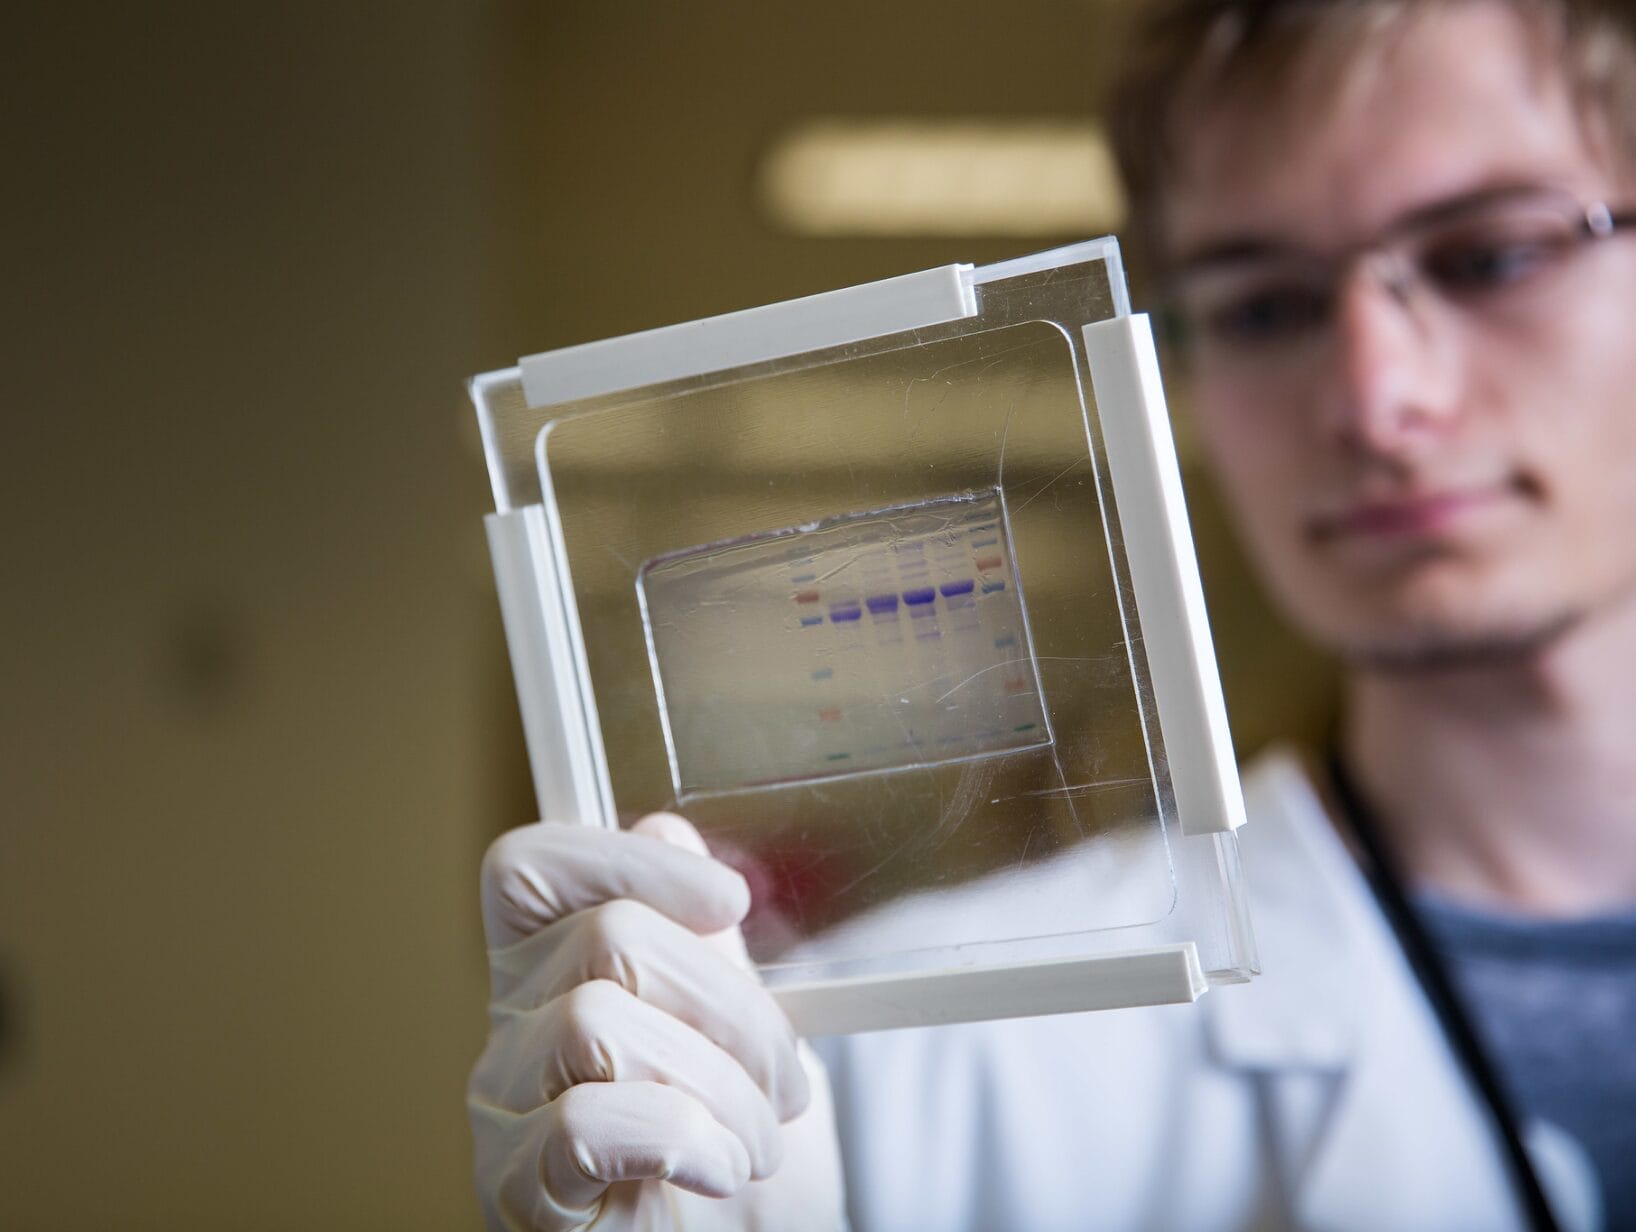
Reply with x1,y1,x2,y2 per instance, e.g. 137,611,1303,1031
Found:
1308,486,1515,541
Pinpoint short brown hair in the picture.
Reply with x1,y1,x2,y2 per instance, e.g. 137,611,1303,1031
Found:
1108,0,1636,275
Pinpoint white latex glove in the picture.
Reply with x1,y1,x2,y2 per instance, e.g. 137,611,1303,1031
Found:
468,811,846,1231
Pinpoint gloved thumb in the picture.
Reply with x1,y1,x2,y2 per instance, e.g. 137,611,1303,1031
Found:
631,812,755,968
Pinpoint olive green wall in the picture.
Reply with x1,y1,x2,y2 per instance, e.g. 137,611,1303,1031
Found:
0,4,1332,1227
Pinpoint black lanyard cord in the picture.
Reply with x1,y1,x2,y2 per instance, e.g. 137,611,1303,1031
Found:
1325,750,1564,1232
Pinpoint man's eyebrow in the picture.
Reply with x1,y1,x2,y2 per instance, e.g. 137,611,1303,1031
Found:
1392,180,1555,228
1164,237,1294,279
1161,180,1567,282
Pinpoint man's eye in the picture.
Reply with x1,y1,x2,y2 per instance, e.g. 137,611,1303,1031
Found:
1424,234,1573,295
1203,285,1331,345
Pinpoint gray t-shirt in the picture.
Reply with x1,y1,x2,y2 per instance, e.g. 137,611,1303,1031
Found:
1416,894,1636,1229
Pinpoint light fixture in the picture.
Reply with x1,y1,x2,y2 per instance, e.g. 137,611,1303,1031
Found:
757,117,1126,237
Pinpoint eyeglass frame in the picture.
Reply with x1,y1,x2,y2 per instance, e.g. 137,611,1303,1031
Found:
1154,184,1636,361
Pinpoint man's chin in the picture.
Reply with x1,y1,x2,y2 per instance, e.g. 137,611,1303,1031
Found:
1331,610,1582,674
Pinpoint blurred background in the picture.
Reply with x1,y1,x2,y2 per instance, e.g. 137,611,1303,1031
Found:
0,3,1335,1227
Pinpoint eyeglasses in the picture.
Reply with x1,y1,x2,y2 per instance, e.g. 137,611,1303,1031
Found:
1161,187,1636,365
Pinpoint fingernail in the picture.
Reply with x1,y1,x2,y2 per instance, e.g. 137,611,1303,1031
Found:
634,811,707,854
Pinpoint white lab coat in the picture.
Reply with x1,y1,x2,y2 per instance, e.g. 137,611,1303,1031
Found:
811,749,1602,1232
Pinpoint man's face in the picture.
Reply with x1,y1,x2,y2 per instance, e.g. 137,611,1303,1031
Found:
1163,2,1636,667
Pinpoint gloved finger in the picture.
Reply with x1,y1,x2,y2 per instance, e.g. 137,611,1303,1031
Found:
630,812,753,967
480,816,749,949
469,1083,751,1229
480,977,785,1179
489,897,809,1122
545,1081,753,1206
628,809,711,857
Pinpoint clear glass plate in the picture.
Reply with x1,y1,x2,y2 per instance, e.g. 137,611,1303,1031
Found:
472,239,1256,1026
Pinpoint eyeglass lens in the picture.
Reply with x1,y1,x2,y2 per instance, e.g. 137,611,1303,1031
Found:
1168,193,1601,357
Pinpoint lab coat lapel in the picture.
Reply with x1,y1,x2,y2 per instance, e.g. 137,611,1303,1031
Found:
1206,750,1525,1232
1205,751,1362,1070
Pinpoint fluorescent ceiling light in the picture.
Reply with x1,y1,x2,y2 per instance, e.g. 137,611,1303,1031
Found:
758,118,1126,237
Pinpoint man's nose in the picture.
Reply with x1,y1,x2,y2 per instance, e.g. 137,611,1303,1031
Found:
1316,259,1462,455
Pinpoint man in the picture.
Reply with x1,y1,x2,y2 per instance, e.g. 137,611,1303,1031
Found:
467,1,1636,1227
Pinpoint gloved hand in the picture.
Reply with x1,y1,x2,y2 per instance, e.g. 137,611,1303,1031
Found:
468,811,846,1231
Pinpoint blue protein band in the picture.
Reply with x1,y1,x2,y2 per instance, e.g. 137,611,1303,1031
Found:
865,593,900,614
980,580,1006,594
903,587,936,605
829,605,862,623
799,615,824,627
938,579,975,597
